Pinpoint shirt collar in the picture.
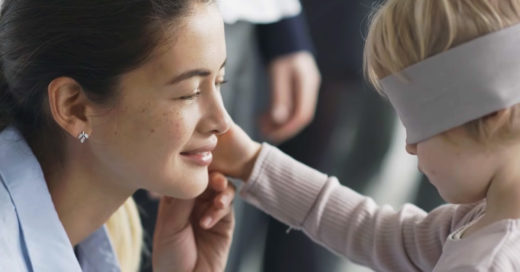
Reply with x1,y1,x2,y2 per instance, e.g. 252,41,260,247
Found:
76,226,121,272
0,127,120,271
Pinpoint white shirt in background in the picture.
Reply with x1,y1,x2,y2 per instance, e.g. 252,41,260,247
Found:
216,0,301,24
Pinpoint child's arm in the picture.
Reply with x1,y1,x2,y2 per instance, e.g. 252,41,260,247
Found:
212,124,484,271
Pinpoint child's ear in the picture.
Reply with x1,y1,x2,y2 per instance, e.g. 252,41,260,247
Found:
490,108,511,120
482,108,511,137
487,109,511,124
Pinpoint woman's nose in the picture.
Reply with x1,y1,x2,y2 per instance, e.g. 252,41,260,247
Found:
405,143,417,155
203,92,231,135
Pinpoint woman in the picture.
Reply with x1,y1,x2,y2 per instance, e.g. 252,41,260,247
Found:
0,0,235,271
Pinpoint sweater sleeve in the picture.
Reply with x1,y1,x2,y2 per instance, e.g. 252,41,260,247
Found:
240,143,483,271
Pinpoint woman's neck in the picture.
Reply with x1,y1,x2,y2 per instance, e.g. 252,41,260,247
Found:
43,146,135,246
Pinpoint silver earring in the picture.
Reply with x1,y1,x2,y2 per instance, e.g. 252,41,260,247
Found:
78,131,89,143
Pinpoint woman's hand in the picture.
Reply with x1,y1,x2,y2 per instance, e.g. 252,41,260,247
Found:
210,123,262,181
152,172,235,272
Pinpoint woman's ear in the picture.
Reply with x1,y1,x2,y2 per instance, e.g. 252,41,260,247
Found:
47,77,92,140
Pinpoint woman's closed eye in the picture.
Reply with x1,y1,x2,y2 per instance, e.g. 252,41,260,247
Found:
178,79,227,100
179,90,201,100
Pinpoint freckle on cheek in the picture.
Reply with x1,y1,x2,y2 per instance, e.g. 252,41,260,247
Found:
150,129,155,134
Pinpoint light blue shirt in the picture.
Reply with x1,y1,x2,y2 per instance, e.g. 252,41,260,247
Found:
0,127,120,271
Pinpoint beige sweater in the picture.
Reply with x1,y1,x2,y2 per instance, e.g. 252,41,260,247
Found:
240,143,520,271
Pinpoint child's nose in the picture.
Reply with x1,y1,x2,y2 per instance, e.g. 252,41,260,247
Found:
405,143,417,155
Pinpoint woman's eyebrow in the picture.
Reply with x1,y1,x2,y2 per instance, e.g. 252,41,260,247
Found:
166,69,211,85
166,59,227,85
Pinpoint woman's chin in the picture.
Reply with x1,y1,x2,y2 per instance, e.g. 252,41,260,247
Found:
165,175,209,199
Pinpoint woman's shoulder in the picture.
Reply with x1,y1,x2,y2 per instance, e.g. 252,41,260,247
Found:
0,127,33,172
0,127,44,194
0,174,18,219
0,129,88,271
0,175,30,271
0,127,23,225
0,127,35,271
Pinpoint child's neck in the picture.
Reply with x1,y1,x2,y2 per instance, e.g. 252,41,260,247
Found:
463,145,520,238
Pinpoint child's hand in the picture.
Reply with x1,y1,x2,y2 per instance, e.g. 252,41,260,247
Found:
152,172,235,272
210,122,262,181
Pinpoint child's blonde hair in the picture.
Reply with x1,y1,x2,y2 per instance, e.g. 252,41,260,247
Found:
106,197,143,272
364,0,520,143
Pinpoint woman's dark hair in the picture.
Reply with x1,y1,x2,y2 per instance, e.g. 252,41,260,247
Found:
0,0,208,162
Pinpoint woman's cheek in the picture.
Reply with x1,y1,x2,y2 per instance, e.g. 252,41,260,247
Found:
160,111,192,145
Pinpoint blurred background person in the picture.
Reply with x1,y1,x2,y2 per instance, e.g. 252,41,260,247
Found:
218,1,321,271
261,1,415,271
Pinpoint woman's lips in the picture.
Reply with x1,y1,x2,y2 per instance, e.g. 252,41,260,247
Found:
180,151,213,166
181,140,217,167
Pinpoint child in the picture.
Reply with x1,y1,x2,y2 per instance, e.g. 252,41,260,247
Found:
211,0,520,270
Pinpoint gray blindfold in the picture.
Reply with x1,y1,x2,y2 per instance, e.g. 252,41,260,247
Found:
380,23,520,144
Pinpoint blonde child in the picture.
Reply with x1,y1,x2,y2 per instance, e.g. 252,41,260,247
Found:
211,0,520,270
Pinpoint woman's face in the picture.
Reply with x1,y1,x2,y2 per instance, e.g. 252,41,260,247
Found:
88,3,230,199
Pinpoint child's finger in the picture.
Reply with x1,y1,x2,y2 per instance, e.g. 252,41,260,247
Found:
199,206,233,229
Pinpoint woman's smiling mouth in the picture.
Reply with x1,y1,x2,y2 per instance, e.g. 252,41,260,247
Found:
180,141,217,166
